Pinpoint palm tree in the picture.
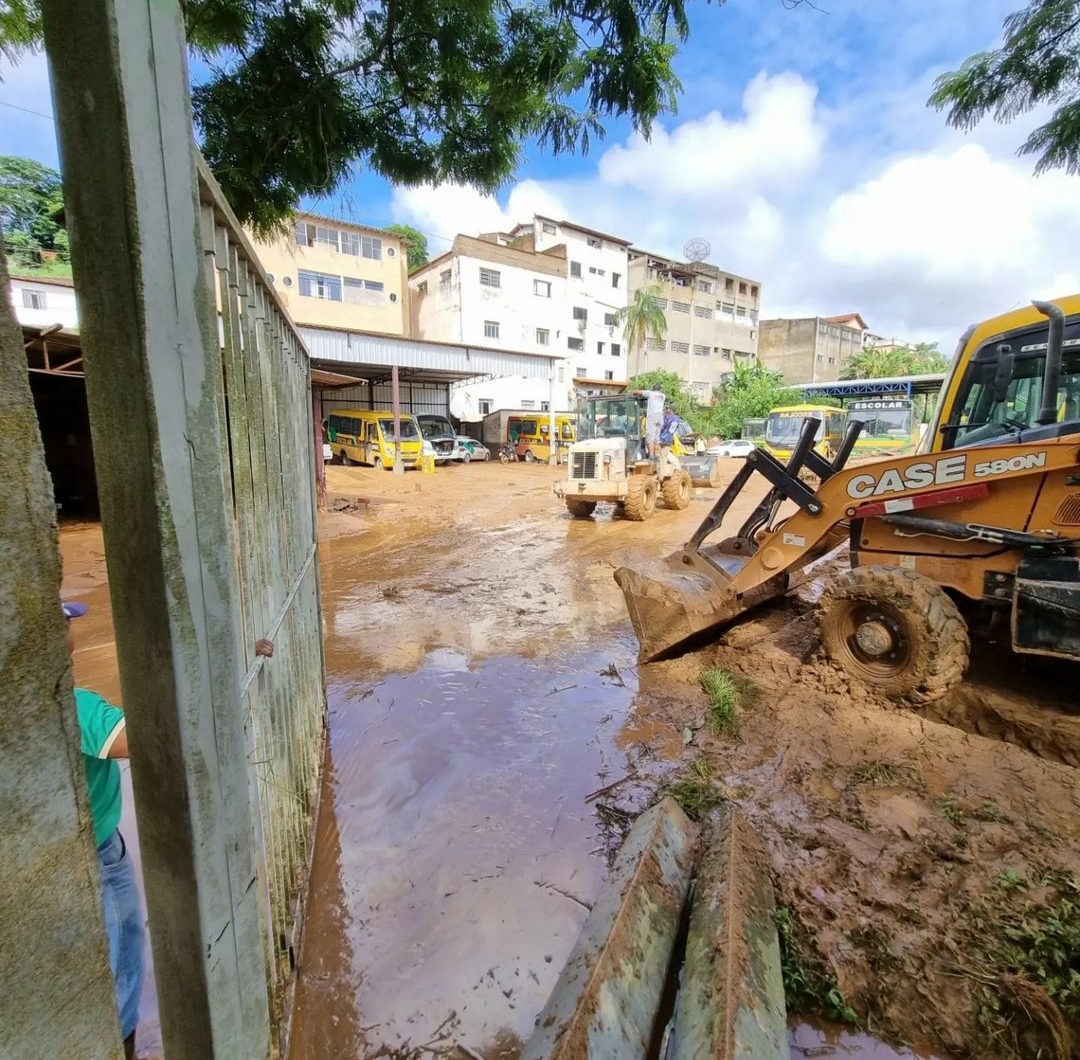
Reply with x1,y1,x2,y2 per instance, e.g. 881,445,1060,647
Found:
616,285,667,376
842,344,917,380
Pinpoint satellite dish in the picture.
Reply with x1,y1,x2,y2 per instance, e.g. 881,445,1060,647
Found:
684,237,710,262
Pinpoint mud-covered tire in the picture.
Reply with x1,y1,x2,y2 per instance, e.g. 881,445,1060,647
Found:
373,456,385,471
566,499,597,519
524,449,536,463
624,475,658,521
819,565,970,704
661,470,692,510
460,450,471,464
340,451,351,466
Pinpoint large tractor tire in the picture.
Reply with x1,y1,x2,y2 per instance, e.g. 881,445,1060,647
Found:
624,475,658,521
661,469,692,510
819,565,970,704
566,499,597,519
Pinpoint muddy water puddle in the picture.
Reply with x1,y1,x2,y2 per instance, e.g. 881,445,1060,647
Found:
789,1022,944,1058
289,638,668,1059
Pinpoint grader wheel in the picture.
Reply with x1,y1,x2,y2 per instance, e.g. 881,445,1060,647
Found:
661,470,692,510
624,476,658,521
819,565,970,704
566,499,597,519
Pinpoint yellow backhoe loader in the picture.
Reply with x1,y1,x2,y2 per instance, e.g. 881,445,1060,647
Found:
615,297,1080,702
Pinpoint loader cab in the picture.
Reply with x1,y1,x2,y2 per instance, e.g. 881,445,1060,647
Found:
577,394,648,463
935,300,1080,452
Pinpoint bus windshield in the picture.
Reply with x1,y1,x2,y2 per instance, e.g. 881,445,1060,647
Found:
848,400,913,442
378,417,419,440
766,410,822,449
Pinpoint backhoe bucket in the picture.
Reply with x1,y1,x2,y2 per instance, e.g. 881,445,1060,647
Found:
614,545,767,661
679,452,720,488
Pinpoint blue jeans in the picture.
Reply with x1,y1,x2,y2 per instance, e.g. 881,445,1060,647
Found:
98,830,145,1041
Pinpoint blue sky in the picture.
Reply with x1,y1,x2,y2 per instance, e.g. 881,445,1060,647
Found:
2,0,1077,339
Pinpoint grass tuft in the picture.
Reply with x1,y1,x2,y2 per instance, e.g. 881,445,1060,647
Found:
698,667,742,736
666,756,726,820
775,905,857,1024
850,760,900,786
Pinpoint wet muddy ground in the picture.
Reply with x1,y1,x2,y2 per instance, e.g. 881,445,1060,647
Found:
62,459,1080,1059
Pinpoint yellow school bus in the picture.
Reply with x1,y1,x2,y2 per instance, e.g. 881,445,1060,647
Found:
847,397,920,456
514,414,577,463
325,409,425,470
763,404,847,461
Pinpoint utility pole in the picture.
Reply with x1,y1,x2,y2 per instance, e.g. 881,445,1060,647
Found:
391,364,404,475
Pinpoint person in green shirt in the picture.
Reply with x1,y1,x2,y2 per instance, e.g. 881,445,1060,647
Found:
64,601,144,1060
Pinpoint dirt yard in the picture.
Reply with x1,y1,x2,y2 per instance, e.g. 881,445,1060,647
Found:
64,457,1080,1060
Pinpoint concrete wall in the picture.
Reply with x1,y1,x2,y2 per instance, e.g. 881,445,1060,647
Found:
251,216,409,336
0,249,121,1058
9,274,80,328
758,317,861,383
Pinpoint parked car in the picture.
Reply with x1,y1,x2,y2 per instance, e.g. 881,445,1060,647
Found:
457,437,490,462
707,439,756,458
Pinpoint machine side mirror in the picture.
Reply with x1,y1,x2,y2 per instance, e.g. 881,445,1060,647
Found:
992,343,1014,402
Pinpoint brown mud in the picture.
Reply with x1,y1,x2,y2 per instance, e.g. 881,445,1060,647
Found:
60,460,1080,1059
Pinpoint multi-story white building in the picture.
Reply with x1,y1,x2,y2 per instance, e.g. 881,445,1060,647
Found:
408,217,632,420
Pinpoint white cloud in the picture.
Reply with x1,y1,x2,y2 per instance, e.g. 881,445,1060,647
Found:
598,72,824,197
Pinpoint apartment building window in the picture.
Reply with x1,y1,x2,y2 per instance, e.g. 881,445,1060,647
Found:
361,235,382,259
597,341,605,355
611,343,621,357
570,261,582,278
572,306,588,322
479,399,492,415
721,348,733,358
750,285,759,298
604,370,614,380
339,231,360,255
417,281,428,295
588,266,607,276
22,289,46,309
536,328,550,345
298,269,342,301
542,222,557,234
534,279,552,298
604,312,617,326
671,340,690,354
575,366,587,377
541,401,551,412
671,301,690,314
725,277,734,292
587,236,601,248
568,337,584,351
440,269,452,290
694,305,713,319
612,272,621,288
739,282,747,295
828,357,836,364
479,267,501,288
693,344,710,356
484,320,500,339
721,302,735,315
558,366,565,382
749,309,758,325
829,326,841,337
521,399,536,409
735,306,747,318
646,337,665,351
343,277,386,303
818,321,828,335
697,279,714,294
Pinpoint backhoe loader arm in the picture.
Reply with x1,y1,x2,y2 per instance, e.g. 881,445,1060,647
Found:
615,433,1080,661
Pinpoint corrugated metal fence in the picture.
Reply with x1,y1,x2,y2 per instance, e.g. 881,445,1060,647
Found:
198,159,327,1016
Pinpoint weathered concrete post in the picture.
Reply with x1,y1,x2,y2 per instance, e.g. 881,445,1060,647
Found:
0,247,123,1059
40,2,272,1057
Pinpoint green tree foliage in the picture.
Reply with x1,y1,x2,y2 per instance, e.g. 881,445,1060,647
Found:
842,341,948,380
626,368,701,429
182,0,686,232
929,0,1080,175
618,285,668,367
708,362,801,440
0,155,69,271
386,224,429,272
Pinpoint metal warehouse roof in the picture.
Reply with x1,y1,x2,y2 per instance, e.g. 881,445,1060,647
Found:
299,327,561,384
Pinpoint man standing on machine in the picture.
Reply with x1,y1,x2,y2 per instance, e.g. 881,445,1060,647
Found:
633,388,666,459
